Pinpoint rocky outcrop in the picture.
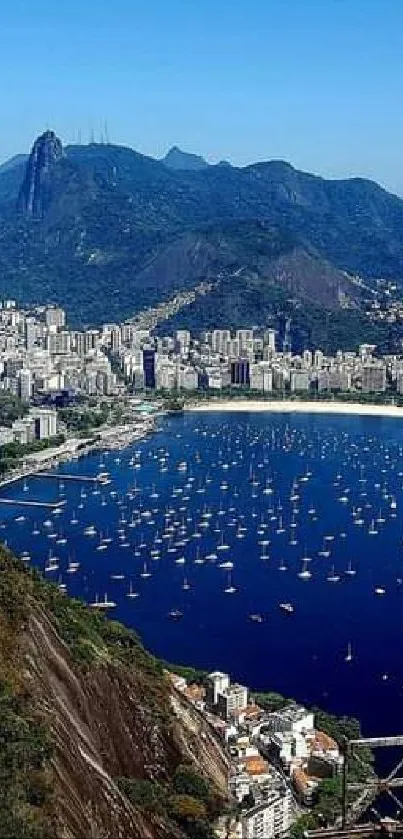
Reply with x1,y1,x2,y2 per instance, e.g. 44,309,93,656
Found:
17,130,63,218
0,549,229,839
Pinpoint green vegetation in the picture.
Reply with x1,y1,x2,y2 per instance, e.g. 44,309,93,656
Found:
0,434,65,476
0,549,226,838
164,395,185,412
0,394,27,427
117,765,218,839
251,690,294,712
163,661,207,685
0,689,53,839
291,710,374,836
0,550,53,838
116,777,165,815
58,403,109,433
3,137,403,349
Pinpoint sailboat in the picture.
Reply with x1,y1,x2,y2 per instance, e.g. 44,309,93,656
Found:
66,557,80,574
44,551,59,573
260,543,269,561
345,560,356,577
194,547,204,565
279,602,294,614
298,560,312,580
217,532,229,551
140,561,151,578
224,572,237,594
90,593,116,610
327,565,341,583
345,643,353,663
96,533,108,551
276,515,285,534
318,538,331,558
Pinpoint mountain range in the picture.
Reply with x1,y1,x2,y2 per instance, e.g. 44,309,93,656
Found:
1,130,403,348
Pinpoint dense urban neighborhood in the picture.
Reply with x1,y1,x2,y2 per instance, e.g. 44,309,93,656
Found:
168,668,345,838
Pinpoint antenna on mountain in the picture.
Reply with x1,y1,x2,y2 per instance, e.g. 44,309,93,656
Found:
78,129,82,145
90,127,95,145
104,120,110,145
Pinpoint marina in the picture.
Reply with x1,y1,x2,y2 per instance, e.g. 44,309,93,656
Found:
2,409,403,735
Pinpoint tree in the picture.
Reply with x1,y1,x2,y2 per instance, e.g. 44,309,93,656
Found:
173,766,211,802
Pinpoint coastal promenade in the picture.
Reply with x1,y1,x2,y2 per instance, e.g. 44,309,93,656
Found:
0,415,158,492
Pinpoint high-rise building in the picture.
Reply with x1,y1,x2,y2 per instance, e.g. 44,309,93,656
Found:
205,672,230,707
84,330,100,355
178,367,198,390
290,370,310,392
111,327,121,352
231,359,250,386
362,363,386,393
25,318,37,351
45,306,66,330
33,409,58,440
18,369,32,403
236,329,254,353
211,330,231,355
176,330,191,352
241,791,294,839
143,348,156,389
266,329,277,353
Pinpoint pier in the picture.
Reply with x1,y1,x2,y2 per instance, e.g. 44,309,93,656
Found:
30,472,102,483
0,498,66,509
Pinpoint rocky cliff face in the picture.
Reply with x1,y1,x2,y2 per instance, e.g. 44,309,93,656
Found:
18,130,63,218
0,550,229,839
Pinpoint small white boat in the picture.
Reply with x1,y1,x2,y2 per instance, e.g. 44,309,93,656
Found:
279,602,294,614
298,560,312,580
84,525,97,536
127,581,139,599
224,572,237,594
90,593,116,610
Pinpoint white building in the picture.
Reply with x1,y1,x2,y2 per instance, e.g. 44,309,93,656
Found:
206,672,230,706
45,306,66,330
18,368,32,403
32,409,58,440
178,366,198,391
241,791,294,839
290,370,310,392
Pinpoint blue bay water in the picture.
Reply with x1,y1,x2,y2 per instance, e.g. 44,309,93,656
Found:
2,410,403,735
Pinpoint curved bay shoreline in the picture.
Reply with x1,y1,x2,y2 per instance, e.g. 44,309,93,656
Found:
188,398,403,419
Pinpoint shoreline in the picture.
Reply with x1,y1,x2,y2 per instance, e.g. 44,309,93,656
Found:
188,398,403,419
0,416,158,491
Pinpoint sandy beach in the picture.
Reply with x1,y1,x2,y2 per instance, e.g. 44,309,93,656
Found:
189,399,403,419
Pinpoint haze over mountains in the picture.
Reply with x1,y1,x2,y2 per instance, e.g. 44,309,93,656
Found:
1,130,403,348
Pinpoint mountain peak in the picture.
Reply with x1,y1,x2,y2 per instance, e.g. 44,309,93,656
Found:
18,129,63,218
162,145,209,171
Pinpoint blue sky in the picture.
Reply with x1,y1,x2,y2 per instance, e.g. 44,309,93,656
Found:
2,0,403,192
